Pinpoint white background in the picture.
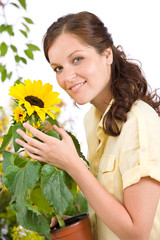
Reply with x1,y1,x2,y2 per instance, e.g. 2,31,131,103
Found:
0,0,160,155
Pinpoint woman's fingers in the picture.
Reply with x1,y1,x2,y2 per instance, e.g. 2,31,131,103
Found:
15,137,42,161
50,217,58,228
23,122,48,142
16,128,43,149
53,125,69,140
50,215,71,228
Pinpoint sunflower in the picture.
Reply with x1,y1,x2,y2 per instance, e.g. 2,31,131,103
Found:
13,106,26,123
32,121,41,129
9,79,62,122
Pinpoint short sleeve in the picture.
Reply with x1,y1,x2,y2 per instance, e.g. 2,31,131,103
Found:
119,102,160,189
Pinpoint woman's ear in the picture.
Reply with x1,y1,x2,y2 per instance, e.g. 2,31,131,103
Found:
103,47,113,65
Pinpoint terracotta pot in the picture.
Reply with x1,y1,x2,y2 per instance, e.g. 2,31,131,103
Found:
50,213,94,240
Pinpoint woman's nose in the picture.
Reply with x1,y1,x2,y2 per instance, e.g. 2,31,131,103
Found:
62,67,77,82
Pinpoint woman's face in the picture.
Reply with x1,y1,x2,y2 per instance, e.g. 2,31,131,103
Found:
48,33,113,112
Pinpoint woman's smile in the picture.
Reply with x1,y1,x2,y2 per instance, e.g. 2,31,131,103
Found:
69,81,87,92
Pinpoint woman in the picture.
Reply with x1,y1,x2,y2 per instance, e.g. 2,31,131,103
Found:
16,11,160,239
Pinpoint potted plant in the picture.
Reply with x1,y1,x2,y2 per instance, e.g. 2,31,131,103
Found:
0,79,93,239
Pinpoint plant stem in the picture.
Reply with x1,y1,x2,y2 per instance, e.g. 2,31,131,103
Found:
55,211,66,229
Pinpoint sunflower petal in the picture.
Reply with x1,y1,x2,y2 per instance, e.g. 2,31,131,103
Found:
46,111,55,120
24,101,34,116
46,106,61,112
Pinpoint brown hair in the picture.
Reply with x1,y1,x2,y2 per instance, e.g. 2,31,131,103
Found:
43,11,160,136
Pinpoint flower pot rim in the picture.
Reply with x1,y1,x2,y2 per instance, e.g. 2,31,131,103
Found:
50,213,89,234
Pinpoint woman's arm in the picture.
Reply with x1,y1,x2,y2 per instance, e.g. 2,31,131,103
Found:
70,162,160,240
16,123,160,240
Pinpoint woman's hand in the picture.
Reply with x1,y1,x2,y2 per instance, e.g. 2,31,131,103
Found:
15,122,80,172
50,215,71,229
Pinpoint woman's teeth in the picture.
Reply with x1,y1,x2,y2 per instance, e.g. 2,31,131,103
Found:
71,82,86,90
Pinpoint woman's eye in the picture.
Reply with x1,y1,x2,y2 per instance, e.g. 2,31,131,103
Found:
73,57,83,63
54,66,63,73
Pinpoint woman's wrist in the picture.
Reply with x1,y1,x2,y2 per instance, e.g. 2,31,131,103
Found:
66,155,88,179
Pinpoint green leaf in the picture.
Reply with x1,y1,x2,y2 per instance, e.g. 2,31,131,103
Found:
20,57,27,64
46,118,59,127
46,130,61,139
22,23,30,32
65,190,88,216
2,151,13,173
26,44,40,51
14,78,23,84
10,2,19,8
19,29,27,38
3,161,41,199
13,154,28,168
12,122,26,152
25,199,41,215
24,17,34,24
0,190,12,213
0,125,13,152
0,24,6,33
6,25,14,36
15,55,20,62
10,44,17,52
24,49,33,59
1,68,7,82
16,205,50,239
41,164,73,215
30,185,53,214
67,131,89,165
0,64,5,72
18,0,26,9
0,42,8,56
63,171,77,196
7,71,12,79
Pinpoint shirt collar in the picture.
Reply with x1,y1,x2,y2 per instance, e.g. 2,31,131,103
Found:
96,98,115,141
98,98,115,128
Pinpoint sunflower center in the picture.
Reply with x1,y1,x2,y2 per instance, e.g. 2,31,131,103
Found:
25,96,44,108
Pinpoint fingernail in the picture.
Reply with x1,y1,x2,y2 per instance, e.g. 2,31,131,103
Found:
23,122,27,127
16,129,20,134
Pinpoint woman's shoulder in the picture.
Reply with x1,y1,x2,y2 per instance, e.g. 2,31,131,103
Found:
128,100,159,122
121,100,160,136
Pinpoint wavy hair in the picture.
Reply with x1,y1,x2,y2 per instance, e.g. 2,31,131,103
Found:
43,11,160,136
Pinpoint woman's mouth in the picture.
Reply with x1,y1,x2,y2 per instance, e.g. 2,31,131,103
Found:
70,81,86,92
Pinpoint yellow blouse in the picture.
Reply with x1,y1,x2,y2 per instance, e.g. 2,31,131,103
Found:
84,100,160,240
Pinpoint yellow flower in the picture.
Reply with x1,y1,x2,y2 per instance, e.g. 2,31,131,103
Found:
11,225,45,240
9,79,62,122
13,106,26,123
33,121,41,129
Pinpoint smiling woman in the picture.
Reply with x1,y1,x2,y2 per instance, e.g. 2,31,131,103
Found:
13,11,160,240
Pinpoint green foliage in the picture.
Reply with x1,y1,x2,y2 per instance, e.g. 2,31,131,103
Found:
0,0,40,83
0,126,13,152
41,164,74,216
67,131,89,166
12,123,26,152
30,185,53,214
0,115,88,238
65,190,88,216
2,152,51,238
